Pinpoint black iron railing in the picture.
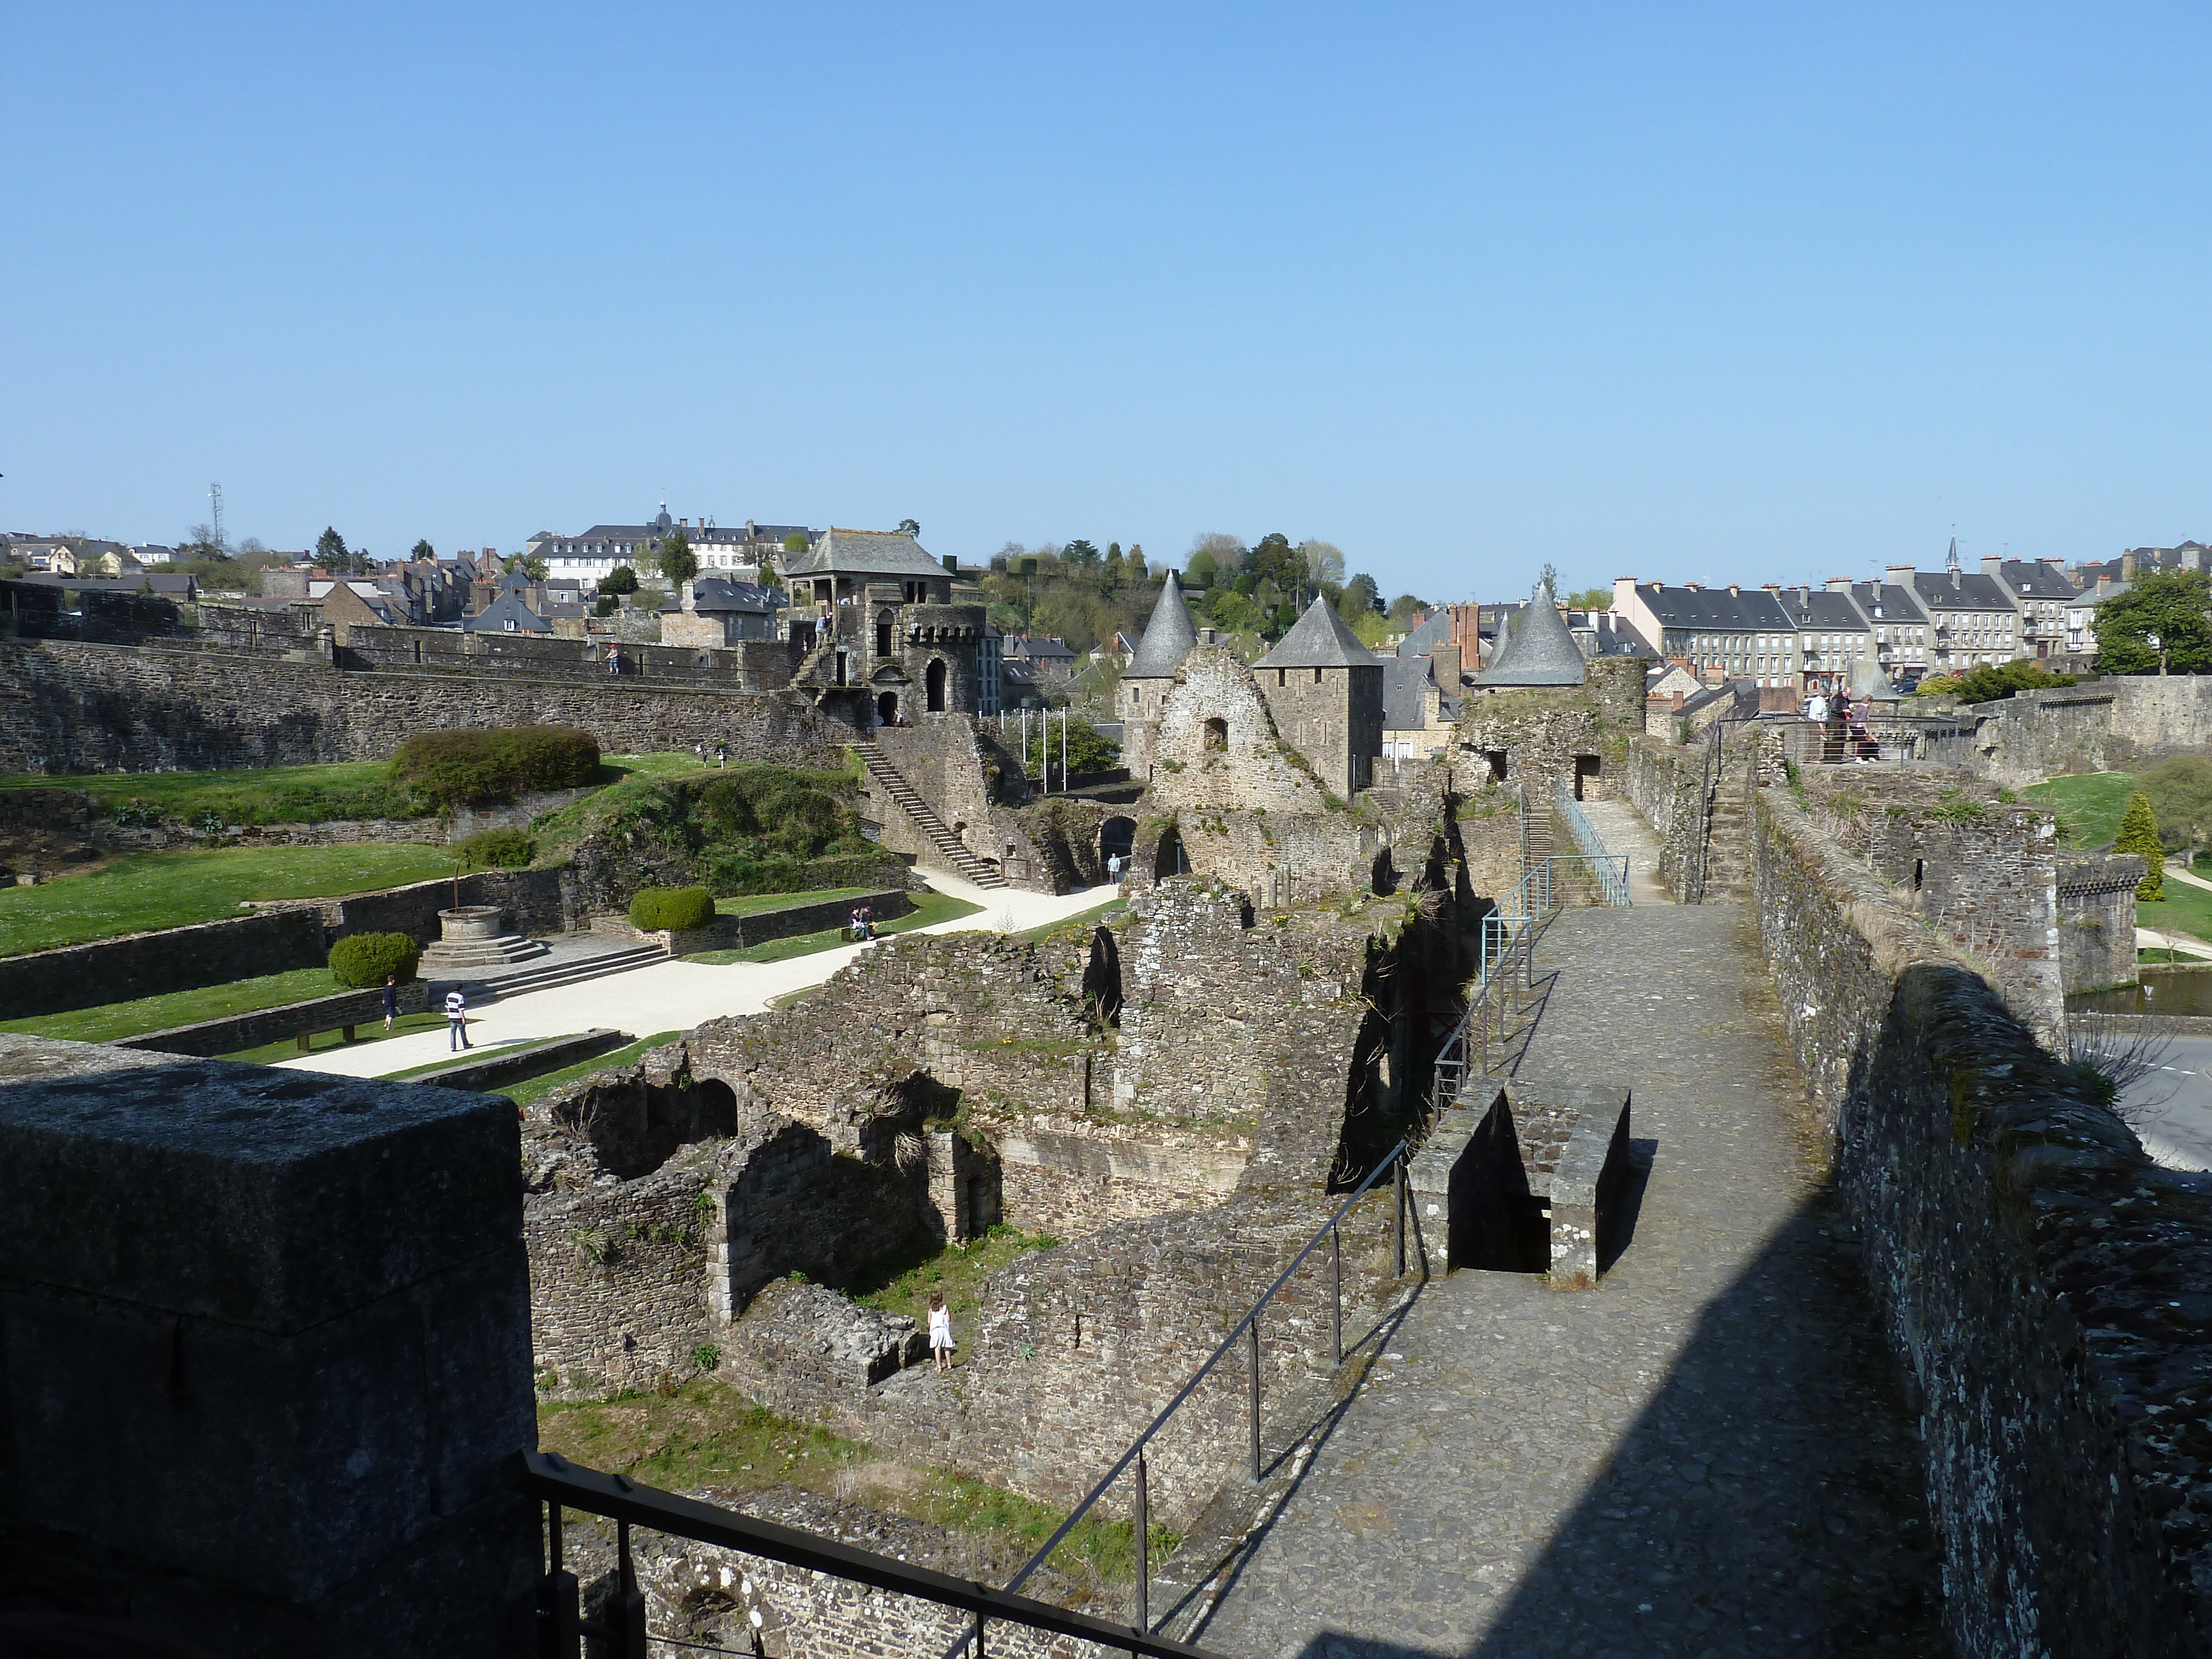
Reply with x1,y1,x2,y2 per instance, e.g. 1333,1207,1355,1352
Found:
943,1137,1414,1655
511,1448,1224,1657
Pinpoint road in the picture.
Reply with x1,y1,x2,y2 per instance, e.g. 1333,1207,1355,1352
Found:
2122,1034,2212,1172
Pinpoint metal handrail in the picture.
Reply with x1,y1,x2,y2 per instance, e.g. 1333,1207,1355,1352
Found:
510,1449,1223,1659
1551,780,1631,907
961,1136,1413,1652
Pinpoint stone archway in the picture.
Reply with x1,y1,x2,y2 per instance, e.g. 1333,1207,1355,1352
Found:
926,658,947,714
877,690,899,727
1099,815,1136,869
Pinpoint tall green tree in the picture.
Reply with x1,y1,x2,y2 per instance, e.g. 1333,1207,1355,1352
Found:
315,526,348,571
600,564,639,596
410,539,436,561
1063,539,1100,565
2095,569,2212,675
656,531,698,586
781,532,808,555
896,518,921,537
1338,572,1382,623
2117,790,2166,900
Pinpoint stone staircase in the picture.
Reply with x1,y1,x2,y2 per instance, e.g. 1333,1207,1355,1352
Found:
1700,784,1752,900
425,942,668,1002
848,740,1008,889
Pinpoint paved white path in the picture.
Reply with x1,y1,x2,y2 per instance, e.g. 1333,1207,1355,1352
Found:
276,874,1121,1081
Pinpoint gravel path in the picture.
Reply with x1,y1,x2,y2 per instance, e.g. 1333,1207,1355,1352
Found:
1190,903,1949,1659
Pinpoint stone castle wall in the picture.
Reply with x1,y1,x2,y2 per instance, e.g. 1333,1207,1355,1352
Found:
1937,674,2212,787
1747,778,2212,1657
0,638,854,775
2058,854,2145,993
1255,660,1384,797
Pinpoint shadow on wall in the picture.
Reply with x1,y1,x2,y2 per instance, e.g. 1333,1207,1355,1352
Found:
1188,1188,1946,1657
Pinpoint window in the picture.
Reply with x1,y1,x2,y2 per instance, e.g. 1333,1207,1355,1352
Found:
1203,717,1228,750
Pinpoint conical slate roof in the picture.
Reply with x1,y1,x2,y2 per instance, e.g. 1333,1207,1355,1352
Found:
1253,596,1384,670
1126,572,1198,677
1470,577,1587,686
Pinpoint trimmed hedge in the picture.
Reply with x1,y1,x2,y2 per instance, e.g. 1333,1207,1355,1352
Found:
456,827,535,868
330,931,422,988
393,726,601,808
629,886,717,932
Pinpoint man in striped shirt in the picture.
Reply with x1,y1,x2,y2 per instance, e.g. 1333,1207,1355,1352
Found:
445,987,471,1051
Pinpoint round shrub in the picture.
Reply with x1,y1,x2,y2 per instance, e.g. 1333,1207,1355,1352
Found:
456,827,535,868
629,885,717,932
330,931,421,989
394,725,601,808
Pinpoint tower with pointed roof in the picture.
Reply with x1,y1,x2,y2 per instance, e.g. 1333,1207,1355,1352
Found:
1469,571,1588,689
1250,595,1386,795
1120,572,1201,782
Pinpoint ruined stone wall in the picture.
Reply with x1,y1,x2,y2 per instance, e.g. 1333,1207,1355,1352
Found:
1458,682,1635,802
0,907,330,1019
1794,771,2065,1041
0,638,853,774
1749,780,2212,1657
1624,738,1707,902
2059,854,2145,993
1954,674,2212,787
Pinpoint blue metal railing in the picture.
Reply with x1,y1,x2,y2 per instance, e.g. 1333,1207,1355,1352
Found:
1552,779,1631,907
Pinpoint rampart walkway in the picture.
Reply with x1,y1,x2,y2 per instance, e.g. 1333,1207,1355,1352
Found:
1190,903,1948,1657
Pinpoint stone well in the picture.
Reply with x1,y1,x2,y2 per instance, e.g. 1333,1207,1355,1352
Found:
439,904,508,942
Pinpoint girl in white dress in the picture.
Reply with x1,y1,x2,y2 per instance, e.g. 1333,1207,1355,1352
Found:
928,1292,954,1373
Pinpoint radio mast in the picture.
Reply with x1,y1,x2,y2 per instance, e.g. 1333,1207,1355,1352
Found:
210,482,225,552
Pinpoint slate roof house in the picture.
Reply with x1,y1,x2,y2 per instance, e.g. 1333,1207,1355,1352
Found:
1251,597,1386,796
529,507,818,583
1003,635,1078,682
1899,546,2023,674
1991,557,2080,660
1610,578,1798,688
661,577,784,648
782,528,953,609
462,591,553,635
1844,579,1933,681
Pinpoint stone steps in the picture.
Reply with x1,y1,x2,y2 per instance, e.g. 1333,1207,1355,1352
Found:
416,933,547,975
426,942,667,1002
849,740,1008,888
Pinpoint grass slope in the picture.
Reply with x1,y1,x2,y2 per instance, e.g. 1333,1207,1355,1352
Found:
0,759,425,826
2023,771,2136,850
394,1029,686,1100
685,889,983,965
0,843,457,957
538,1382,1168,1584
0,964,345,1042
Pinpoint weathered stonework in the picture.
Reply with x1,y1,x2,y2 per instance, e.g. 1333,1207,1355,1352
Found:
1749,777,2212,1656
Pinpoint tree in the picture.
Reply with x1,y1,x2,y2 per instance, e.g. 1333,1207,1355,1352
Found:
601,564,639,596
782,532,809,555
2117,790,2166,900
2139,754,2212,862
1126,544,1146,578
1298,539,1346,587
1338,572,1382,624
2095,569,2212,676
897,519,921,537
1185,549,1219,589
411,539,436,562
503,554,549,581
1188,531,1245,577
656,531,698,586
1567,587,1612,611
1387,593,1428,625
1063,539,1100,565
315,527,349,572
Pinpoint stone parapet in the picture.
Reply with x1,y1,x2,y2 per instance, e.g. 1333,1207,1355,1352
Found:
1749,780,2212,1655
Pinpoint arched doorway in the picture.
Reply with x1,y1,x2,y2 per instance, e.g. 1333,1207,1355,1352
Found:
1099,815,1136,871
1154,824,1189,882
877,690,899,727
926,657,947,713
1083,926,1123,1026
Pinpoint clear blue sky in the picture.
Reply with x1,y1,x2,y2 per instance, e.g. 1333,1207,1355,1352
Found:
6,4,2210,601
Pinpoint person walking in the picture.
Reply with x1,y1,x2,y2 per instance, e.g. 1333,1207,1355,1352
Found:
380,974,399,1032
1107,852,1124,885
927,1292,954,1373
604,642,622,676
444,985,471,1051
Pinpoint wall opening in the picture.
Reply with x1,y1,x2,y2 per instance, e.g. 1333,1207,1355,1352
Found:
1202,717,1228,751
926,658,947,713
877,617,894,657
1083,925,1124,1026
1485,749,1509,783
1155,825,1190,881
1573,754,1600,800
877,690,899,726
1099,815,1136,867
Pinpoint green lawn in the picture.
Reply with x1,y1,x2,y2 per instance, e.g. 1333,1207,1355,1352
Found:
0,964,345,1043
714,884,886,918
0,758,425,827
0,843,457,956
1016,897,1125,943
685,889,983,965
2022,771,2136,850
222,1010,452,1066
538,1381,1170,1585
399,1029,685,1101
2140,878,2212,945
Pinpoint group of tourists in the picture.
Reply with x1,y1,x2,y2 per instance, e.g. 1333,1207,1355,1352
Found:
1801,685,1880,764
848,904,878,941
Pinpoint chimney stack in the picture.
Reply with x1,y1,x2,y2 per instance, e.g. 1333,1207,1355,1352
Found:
1981,554,2004,577
2122,551,2138,581
1824,576,1853,593
1886,564,1916,587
